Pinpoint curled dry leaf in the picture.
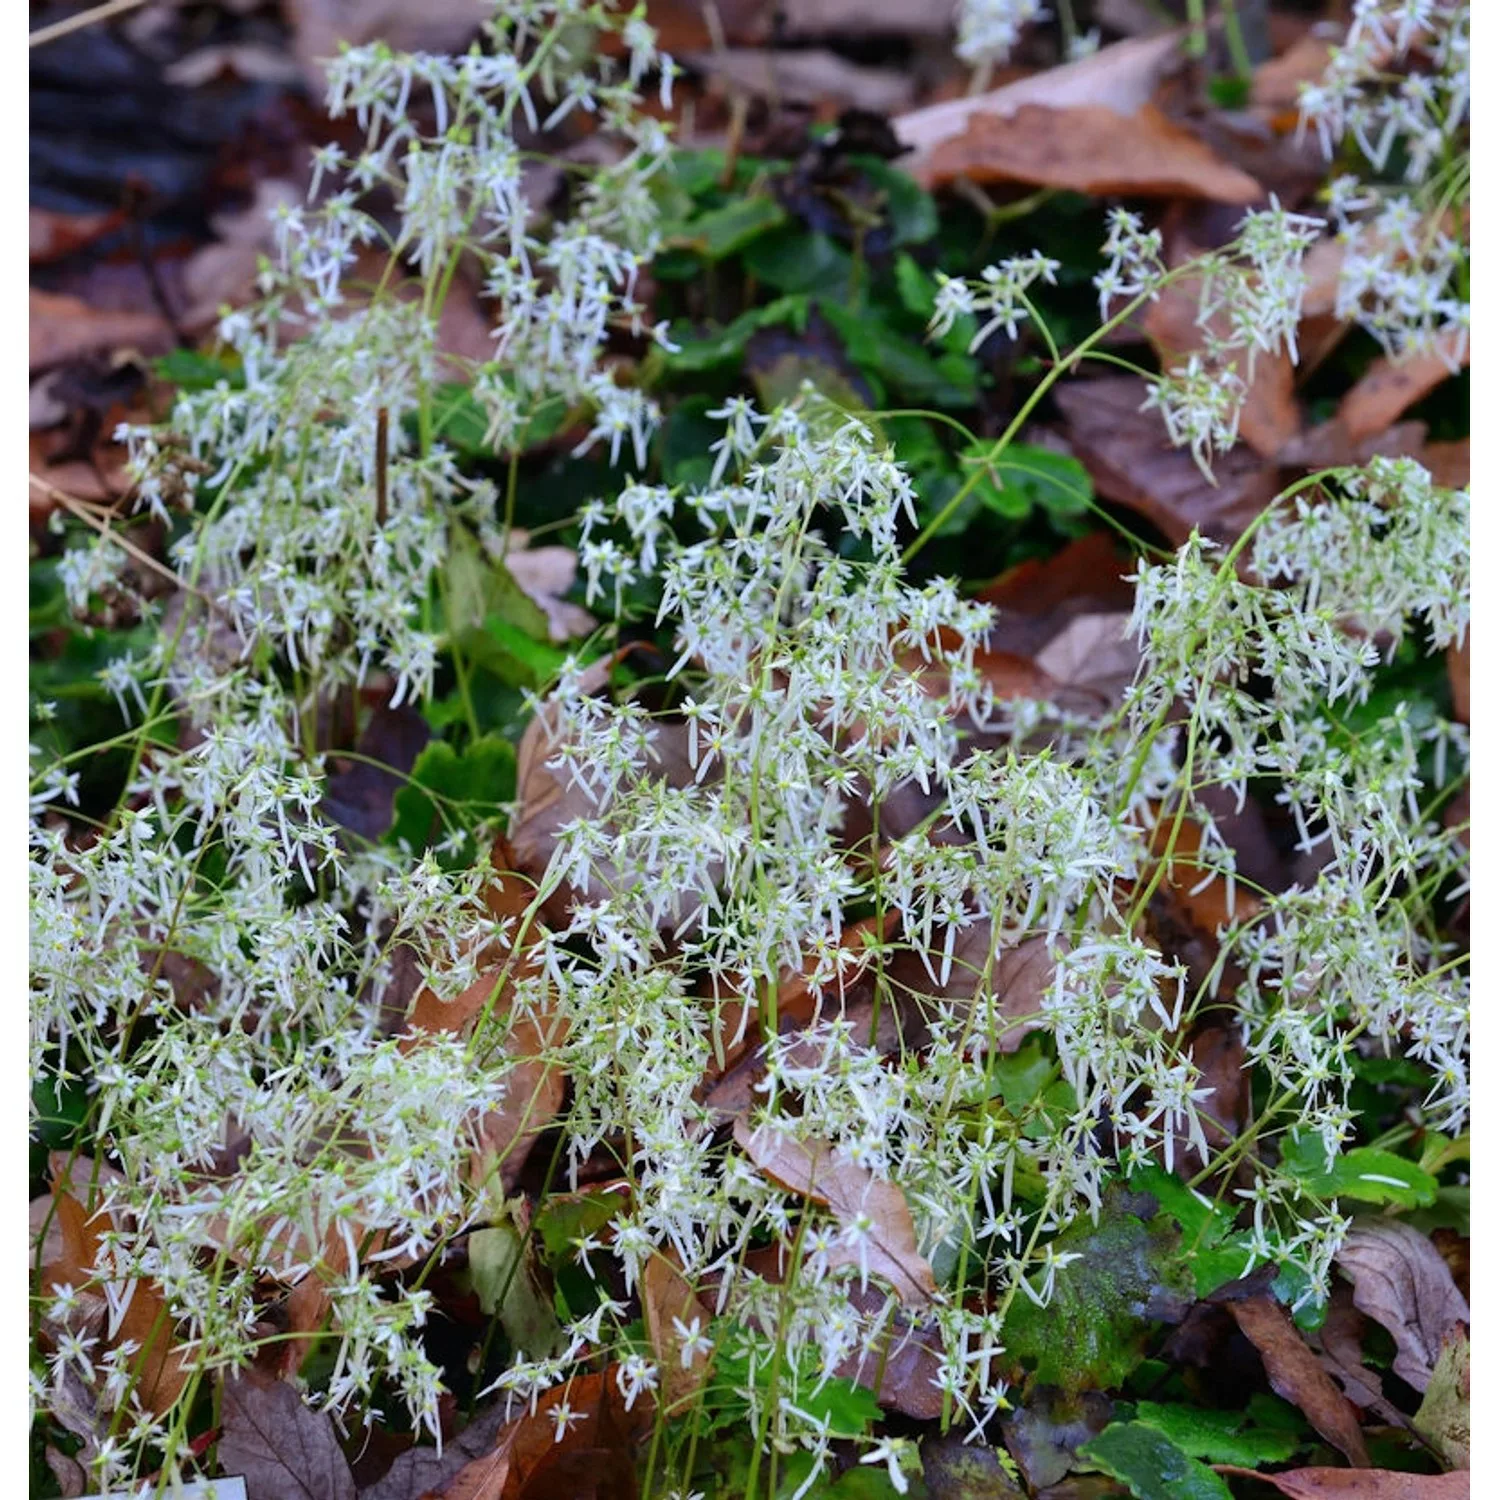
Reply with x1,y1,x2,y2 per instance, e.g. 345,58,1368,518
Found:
219,1372,357,1500
1315,1280,1410,1430
641,1250,715,1413
504,539,596,643
1334,1220,1470,1394
1214,1467,1469,1499
43,1162,192,1418
1226,1294,1369,1467
922,103,1261,203
733,1117,938,1308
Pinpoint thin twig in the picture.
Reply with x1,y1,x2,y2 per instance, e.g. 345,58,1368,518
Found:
29,472,220,612
30,0,149,48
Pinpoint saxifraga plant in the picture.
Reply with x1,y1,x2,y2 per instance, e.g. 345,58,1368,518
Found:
30,2,1468,1495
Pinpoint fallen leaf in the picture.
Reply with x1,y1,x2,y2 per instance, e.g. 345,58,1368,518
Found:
1142,270,1300,460
283,0,491,91
895,30,1191,181
432,1369,653,1500
733,1117,938,1307
1276,418,1429,472
1446,638,1468,724
684,48,914,114
1336,333,1468,445
1226,1294,1369,1466
883,926,1055,1052
469,1007,569,1198
1413,1327,1469,1470
219,1371,357,1500
922,1430,1029,1498
43,1444,88,1498
1333,1220,1469,1394
641,1250,715,1413
504,540,596,644
1004,1388,1116,1491
1032,612,1139,706
1053,376,1280,549
1314,1281,1410,1429
1214,1467,1468,1499
837,1283,947,1419
30,288,172,374
1422,439,1469,490
1251,34,1337,112
358,1402,512,1500
923,103,1261,202
30,206,124,264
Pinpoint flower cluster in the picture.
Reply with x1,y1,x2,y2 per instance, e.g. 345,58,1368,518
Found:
1302,1,1469,362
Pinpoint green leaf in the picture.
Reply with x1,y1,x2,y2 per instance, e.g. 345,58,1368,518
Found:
967,443,1094,521
854,156,939,245
427,381,569,457
742,227,853,295
1132,1401,1299,1466
1280,1130,1439,1208
820,299,977,408
386,735,516,864
667,195,789,260
447,525,550,641
462,616,570,690
534,1186,629,1264
1125,1165,1242,1298
156,348,243,392
1000,1189,1194,1392
469,1216,565,1358
664,294,810,374
1080,1422,1233,1500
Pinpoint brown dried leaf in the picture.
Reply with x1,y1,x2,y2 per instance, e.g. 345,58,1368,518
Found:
1413,1328,1470,1470
219,1370,357,1500
30,207,125,265
29,288,172,374
836,1284,946,1420
1446,638,1468,725
641,1251,715,1414
895,30,1191,181
1315,1281,1410,1429
1053,376,1280,549
1334,1220,1470,1394
1143,271,1300,459
504,540,595,644
358,1404,512,1500
923,103,1261,202
684,47,914,114
1336,333,1468,445
1214,1467,1468,1499
1227,1294,1369,1466
1422,439,1469,490
733,1117,938,1308
432,1369,653,1500
470,1007,569,1198
43,1445,88,1498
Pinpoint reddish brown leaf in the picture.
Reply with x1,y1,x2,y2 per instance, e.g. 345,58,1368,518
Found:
923,103,1261,202
29,288,172,374
30,206,126,264
836,1284,946,1420
641,1251,715,1414
1315,1281,1410,1429
1227,1294,1370,1466
219,1370,356,1500
1334,1220,1470,1394
431,1369,653,1500
733,1117,938,1307
1336,333,1468,445
1053,376,1280,549
1215,1466,1467,1499
1447,638,1468,725
895,30,1192,183
1143,270,1301,460
469,1007,569,1198
1422,439,1469,490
